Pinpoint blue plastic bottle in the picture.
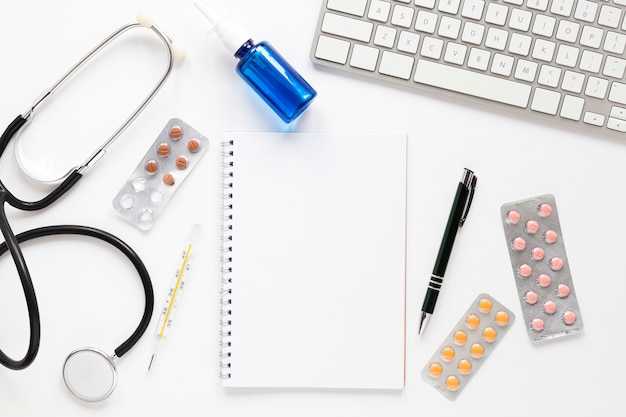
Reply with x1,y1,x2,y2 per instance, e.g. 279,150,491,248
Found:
195,2,317,123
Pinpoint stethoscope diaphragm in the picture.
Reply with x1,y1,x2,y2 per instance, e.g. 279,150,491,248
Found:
62,347,118,402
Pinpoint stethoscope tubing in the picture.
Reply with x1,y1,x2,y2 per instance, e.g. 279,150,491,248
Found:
0,224,154,367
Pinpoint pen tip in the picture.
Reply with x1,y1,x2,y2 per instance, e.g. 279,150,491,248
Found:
418,312,431,336
148,354,156,372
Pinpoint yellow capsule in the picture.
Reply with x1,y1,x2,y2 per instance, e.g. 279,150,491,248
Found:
470,343,484,359
458,359,472,375
466,314,480,329
453,330,468,346
445,375,460,391
441,346,455,362
478,298,492,313
428,362,443,378
483,327,497,343
495,311,510,326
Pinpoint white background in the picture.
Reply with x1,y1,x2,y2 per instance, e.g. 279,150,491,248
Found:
0,0,624,416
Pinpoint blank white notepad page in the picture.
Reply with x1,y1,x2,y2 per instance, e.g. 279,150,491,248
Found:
221,131,407,389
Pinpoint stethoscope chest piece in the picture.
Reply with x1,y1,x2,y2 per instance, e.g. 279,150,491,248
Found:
62,347,118,402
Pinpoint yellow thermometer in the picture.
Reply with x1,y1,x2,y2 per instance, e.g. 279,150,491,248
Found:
148,224,202,371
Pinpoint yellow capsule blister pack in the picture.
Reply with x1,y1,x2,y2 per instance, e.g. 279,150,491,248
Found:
421,293,515,400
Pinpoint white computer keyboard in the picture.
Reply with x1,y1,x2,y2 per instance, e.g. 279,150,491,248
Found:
311,0,626,137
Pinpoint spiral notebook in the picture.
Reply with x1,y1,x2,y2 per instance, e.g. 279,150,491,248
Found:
220,131,407,389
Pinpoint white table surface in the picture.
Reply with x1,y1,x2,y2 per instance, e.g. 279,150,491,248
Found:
0,1,623,415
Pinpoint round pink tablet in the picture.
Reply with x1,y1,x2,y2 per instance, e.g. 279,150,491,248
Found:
544,230,558,244
525,291,539,305
536,274,551,288
549,257,564,271
562,311,577,325
531,318,545,332
512,237,526,251
556,284,570,298
538,203,552,217
531,247,545,261
544,301,557,315
525,220,539,234
518,264,532,278
507,210,521,224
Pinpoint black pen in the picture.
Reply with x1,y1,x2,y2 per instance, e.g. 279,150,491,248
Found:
418,168,477,336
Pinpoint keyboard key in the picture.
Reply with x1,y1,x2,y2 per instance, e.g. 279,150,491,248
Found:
415,10,438,33
532,14,556,37
485,3,509,25
531,88,561,115
414,60,531,107
603,57,626,79
580,25,603,48
461,0,486,20
560,95,584,120
444,43,467,65
414,0,436,8
491,53,515,76
574,0,598,22
514,59,538,82
462,22,485,45
610,106,626,120
561,70,585,93
609,82,626,105
538,65,562,87
527,0,549,12
350,44,380,71
603,31,626,54
374,25,397,48
379,51,414,79
509,9,533,31
583,111,605,126
438,0,461,15
467,48,491,71
368,0,392,22
421,36,444,59
391,5,414,28
598,5,621,28
327,0,367,16
585,76,609,99
314,35,350,64
397,31,420,54
608,117,626,132
321,13,373,42
551,0,575,17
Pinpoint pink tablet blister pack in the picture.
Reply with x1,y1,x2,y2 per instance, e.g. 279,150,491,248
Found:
421,294,515,400
501,194,583,342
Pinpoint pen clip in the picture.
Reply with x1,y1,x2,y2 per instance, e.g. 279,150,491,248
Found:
459,171,477,228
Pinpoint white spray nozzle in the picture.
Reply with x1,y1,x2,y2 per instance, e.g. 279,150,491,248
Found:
193,1,250,54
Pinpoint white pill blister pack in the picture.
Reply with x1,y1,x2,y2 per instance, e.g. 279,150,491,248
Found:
501,194,583,342
112,118,209,230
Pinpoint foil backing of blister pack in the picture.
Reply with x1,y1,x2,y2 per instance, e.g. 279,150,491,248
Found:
112,118,209,230
500,194,583,342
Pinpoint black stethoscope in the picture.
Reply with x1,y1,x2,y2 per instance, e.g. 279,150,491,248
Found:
0,14,184,401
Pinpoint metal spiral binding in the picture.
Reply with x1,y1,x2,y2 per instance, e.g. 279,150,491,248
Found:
220,140,234,379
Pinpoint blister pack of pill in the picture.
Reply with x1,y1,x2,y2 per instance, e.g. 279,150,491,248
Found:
112,118,209,230
501,194,583,342
421,294,515,400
